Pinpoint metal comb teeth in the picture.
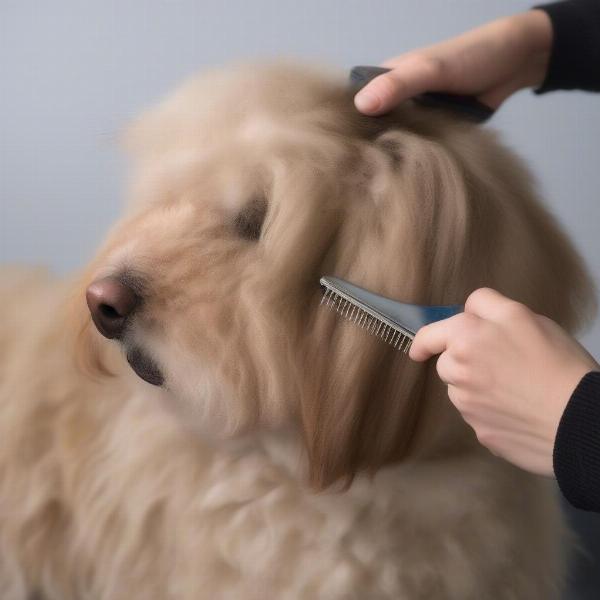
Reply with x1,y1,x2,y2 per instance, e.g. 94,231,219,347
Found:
319,276,464,354
320,283,413,353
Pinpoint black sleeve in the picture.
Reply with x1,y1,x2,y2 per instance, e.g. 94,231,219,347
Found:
534,0,600,93
553,370,600,512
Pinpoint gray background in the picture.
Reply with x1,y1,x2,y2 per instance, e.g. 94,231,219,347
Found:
1,1,599,597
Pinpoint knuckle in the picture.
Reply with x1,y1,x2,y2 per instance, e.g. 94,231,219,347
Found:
453,364,473,386
451,331,477,361
461,312,481,328
421,54,447,79
501,300,530,321
466,287,493,306
475,428,495,448
437,353,471,387
535,313,555,331
449,387,474,412
441,356,470,385
452,336,470,356
536,313,552,326
435,353,450,381
377,73,405,98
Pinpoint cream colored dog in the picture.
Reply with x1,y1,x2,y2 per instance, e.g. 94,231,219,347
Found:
0,63,595,600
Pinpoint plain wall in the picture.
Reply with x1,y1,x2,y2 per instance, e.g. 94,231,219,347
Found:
2,2,600,596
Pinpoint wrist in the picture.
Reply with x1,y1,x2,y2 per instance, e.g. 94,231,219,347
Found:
509,10,553,88
516,10,553,53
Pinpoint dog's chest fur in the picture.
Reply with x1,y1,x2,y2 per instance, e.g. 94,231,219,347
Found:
0,268,566,600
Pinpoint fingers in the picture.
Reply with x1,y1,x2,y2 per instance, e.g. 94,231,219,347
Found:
408,287,523,363
464,287,530,323
409,312,472,362
408,320,448,362
435,351,459,385
354,55,446,116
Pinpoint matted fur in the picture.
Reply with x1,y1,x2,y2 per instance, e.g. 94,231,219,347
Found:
0,63,595,599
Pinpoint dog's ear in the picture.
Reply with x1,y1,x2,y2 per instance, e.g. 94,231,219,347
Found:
299,118,596,490
301,314,440,490
299,128,474,490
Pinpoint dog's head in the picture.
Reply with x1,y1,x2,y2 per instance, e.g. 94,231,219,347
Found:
75,63,595,488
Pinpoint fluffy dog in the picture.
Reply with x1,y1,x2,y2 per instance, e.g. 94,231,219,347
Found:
0,63,595,600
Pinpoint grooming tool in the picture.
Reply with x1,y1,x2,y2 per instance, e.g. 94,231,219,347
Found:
349,65,494,123
320,276,463,353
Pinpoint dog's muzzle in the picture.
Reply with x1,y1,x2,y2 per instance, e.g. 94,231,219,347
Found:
86,276,164,386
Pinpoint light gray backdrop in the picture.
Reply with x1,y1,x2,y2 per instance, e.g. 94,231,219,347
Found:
2,1,600,597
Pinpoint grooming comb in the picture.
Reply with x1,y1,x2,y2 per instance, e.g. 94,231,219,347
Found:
349,65,494,123
320,276,463,353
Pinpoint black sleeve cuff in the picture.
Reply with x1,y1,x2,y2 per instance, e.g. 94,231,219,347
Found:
534,1,600,93
553,370,600,512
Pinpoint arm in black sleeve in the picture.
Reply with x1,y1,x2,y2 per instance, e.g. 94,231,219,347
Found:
553,371,600,512
534,0,600,93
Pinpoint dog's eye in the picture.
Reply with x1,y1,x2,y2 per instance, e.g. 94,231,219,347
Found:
233,198,267,241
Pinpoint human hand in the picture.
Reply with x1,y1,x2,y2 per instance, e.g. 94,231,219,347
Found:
409,288,599,476
355,10,553,116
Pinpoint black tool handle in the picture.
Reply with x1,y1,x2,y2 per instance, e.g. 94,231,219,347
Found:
349,66,494,124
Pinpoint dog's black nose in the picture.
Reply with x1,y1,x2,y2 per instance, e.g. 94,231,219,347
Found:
86,277,139,339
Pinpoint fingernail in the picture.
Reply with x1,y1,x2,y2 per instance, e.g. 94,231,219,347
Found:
355,90,380,113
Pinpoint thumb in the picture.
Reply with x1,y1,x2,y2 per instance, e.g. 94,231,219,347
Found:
354,57,445,116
